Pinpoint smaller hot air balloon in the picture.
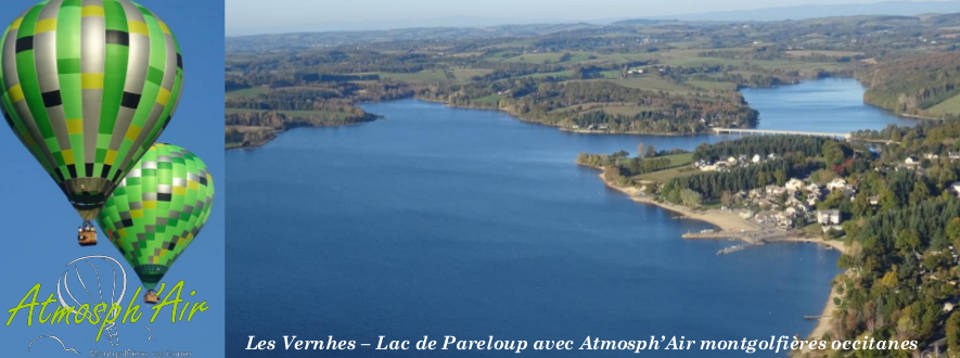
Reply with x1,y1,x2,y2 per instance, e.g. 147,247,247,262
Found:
96,143,213,304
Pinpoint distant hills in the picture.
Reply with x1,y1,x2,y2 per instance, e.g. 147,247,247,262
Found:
649,1,960,22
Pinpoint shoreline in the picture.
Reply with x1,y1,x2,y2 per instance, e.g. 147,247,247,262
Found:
225,75,923,150
589,166,847,344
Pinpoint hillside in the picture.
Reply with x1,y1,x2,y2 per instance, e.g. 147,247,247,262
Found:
861,51,960,118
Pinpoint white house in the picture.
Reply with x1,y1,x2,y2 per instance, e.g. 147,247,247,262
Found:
952,182,960,198
816,209,841,225
826,178,849,192
785,178,804,192
752,154,762,163
765,185,785,196
904,157,919,166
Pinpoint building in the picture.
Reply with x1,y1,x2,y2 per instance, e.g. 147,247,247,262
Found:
785,178,804,192
816,209,841,225
904,156,919,166
826,178,849,192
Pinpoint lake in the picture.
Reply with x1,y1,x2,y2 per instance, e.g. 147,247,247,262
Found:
226,78,909,356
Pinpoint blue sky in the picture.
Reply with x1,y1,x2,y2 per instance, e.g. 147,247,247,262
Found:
0,0,224,356
226,0,959,35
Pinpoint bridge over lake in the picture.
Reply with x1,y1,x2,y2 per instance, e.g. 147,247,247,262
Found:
712,127,852,139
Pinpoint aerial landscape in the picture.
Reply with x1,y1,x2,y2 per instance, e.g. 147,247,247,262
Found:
226,1,960,356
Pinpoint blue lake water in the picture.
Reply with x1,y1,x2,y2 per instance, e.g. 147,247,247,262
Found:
745,77,915,132
226,78,910,357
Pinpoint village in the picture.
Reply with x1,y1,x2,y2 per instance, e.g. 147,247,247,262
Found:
692,151,960,236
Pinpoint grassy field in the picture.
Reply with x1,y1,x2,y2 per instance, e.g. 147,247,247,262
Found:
610,76,693,93
472,94,502,105
636,152,697,182
379,70,450,83
928,93,960,116
453,68,494,81
638,165,699,183
226,86,269,99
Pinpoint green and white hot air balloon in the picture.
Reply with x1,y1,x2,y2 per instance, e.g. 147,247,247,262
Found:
0,0,183,245
97,143,213,304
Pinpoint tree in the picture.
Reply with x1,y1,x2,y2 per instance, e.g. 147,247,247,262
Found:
721,191,735,208
946,217,960,244
822,141,847,167
679,189,703,208
948,311,960,358
774,169,787,186
909,181,930,204
895,229,920,254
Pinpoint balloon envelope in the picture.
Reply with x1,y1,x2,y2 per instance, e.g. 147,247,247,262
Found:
0,0,183,220
97,143,212,290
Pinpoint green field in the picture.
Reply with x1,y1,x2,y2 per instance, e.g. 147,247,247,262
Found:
226,86,269,99
928,93,960,115
635,152,696,182
379,70,449,83
610,76,692,93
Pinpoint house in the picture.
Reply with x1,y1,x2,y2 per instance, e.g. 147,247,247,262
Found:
785,178,804,192
752,154,762,163
816,209,843,233
924,153,940,160
904,156,919,166
868,195,880,206
952,182,960,198
727,156,738,165
826,178,849,192
948,152,960,161
816,209,841,225
765,185,785,196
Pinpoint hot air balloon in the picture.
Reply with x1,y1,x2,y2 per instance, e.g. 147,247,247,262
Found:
0,0,184,246
96,143,212,304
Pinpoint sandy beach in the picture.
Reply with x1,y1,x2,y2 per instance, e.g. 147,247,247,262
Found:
590,166,848,347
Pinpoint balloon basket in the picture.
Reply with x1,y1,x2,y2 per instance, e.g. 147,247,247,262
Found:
78,229,97,246
144,291,160,304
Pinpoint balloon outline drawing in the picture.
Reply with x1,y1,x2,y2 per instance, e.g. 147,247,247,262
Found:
27,335,79,355
56,255,128,346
